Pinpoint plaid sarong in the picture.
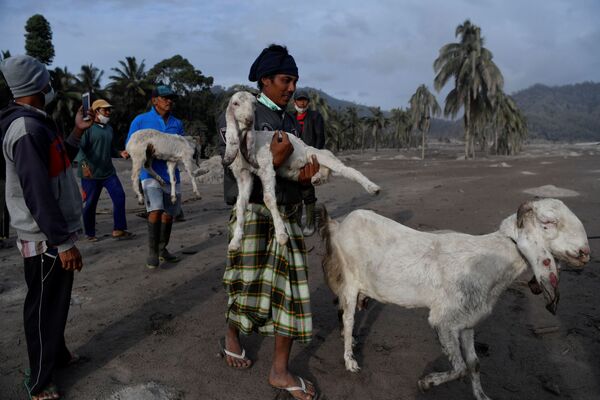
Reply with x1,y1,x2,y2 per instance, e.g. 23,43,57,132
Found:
223,203,312,343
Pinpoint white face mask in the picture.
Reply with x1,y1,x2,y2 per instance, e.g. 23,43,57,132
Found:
294,104,307,114
97,113,110,124
44,87,55,106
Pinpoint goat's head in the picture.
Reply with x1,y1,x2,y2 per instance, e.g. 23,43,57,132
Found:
508,198,590,314
222,91,257,167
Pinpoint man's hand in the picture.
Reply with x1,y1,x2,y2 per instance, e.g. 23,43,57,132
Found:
59,246,83,271
71,106,94,137
270,131,294,168
120,150,130,159
298,155,320,185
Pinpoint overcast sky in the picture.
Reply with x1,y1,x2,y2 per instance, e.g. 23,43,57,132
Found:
2,0,599,110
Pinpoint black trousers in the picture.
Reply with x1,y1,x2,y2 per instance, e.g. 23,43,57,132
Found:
301,185,317,205
23,252,73,395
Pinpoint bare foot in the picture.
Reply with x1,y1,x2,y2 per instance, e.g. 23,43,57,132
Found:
221,333,252,369
269,370,317,400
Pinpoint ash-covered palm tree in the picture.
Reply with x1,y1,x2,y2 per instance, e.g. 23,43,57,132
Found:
492,90,528,155
344,106,362,150
308,90,331,123
410,84,441,159
366,107,387,152
390,107,413,150
434,19,504,159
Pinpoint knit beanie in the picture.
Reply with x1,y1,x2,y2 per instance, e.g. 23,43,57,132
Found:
0,55,50,98
248,44,298,82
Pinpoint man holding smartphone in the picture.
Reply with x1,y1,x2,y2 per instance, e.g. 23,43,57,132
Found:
126,85,183,269
0,55,93,400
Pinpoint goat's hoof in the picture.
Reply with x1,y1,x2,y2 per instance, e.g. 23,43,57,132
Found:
367,183,381,195
276,233,289,246
171,197,177,205
345,358,360,373
157,178,166,186
311,176,323,186
417,379,432,393
228,242,241,252
137,197,144,205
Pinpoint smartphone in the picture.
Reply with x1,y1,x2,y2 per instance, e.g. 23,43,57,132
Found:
82,92,91,121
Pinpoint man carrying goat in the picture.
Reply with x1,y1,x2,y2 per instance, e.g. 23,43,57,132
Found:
217,44,320,400
126,85,183,269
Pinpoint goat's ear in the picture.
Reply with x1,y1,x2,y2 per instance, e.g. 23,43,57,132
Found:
222,102,240,166
516,201,534,229
515,200,560,314
244,129,258,167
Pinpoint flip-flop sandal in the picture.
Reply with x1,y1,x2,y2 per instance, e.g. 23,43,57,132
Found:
24,372,60,400
218,337,252,369
112,231,135,240
273,376,319,400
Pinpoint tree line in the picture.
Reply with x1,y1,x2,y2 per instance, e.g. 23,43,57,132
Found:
1,15,528,159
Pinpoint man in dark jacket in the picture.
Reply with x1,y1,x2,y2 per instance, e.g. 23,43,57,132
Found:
0,55,92,400
218,44,319,400
293,90,325,236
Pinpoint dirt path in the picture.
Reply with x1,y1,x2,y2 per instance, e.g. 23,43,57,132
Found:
1,143,599,399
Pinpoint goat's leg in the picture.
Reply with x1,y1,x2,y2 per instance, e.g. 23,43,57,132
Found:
228,168,253,252
166,161,177,204
311,149,380,195
180,159,201,198
341,288,360,372
460,329,492,400
256,159,288,246
130,156,145,204
418,326,468,391
144,160,166,186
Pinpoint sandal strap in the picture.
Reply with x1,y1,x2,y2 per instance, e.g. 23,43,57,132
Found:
223,347,246,360
283,376,307,393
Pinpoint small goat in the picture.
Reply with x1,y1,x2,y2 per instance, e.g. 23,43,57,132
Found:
222,91,380,251
318,198,590,400
126,129,202,204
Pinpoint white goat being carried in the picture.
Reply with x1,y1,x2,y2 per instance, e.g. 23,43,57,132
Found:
318,198,590,400
222,91,381,251
126,129,202,205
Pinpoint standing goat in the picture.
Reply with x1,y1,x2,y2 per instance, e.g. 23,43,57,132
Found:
126,129,202,204
222,91,380,251
318,198,590,400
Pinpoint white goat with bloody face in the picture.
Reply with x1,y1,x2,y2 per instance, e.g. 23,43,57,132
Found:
222,91,380,251
318,198,590,400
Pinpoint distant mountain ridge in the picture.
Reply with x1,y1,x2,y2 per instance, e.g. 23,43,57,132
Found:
215,82,600,141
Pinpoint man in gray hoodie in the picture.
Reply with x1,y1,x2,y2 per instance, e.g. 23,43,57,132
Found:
0,55,93,400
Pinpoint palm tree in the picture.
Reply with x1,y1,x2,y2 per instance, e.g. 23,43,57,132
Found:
344,106,362,150
366,107,387,152
434,19,504,159
47,67,80,135
308,90,331,123
108,56,153,105
492,91,528,155
75,63,106,98
409,85,441,159
390,107,413,150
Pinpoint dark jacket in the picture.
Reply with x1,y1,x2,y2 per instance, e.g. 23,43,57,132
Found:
219,100,303,206
295,109,325,149
0,102,82,248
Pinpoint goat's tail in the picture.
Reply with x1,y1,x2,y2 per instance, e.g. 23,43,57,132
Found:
317,205,345,297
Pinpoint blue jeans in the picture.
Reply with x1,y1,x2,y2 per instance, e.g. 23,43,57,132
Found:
81,175,127,237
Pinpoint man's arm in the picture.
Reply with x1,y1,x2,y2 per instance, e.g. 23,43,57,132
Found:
11,133,73,247
64,106,94,161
